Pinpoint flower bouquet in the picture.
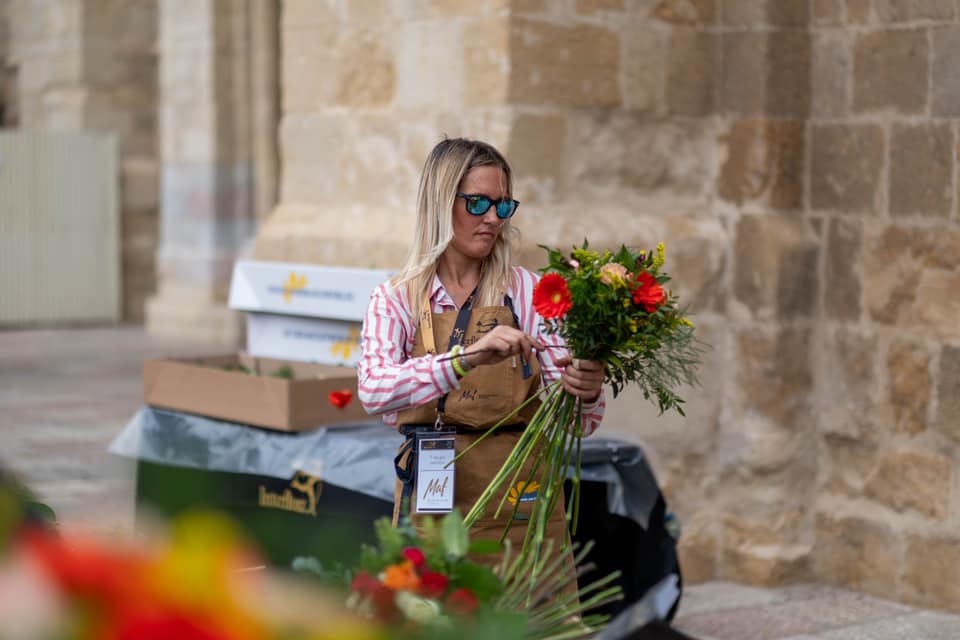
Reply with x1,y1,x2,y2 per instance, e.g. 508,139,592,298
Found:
317,511,621,639
461,242,703,565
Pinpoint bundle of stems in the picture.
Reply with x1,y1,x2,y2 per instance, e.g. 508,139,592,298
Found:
497,538,623,639
460,380,586,579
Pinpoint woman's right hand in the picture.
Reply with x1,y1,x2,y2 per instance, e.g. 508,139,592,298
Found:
462,325,544,368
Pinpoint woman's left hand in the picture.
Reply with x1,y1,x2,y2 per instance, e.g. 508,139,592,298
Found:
554,356,604,403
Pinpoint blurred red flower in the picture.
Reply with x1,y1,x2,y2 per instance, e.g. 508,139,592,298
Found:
328,389,353,409
401,547,425,569
417,571,449,599
444,588,479,616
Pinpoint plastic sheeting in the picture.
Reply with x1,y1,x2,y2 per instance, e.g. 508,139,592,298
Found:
110,407,661,530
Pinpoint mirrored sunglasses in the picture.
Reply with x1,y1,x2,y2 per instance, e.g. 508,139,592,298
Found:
456,192,520,219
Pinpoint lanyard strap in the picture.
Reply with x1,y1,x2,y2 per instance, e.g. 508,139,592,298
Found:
422,288,477,419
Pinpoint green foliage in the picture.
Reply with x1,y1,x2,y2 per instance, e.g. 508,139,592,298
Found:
270,365,294,379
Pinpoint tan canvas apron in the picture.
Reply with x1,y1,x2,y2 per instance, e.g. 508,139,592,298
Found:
393,301,575,586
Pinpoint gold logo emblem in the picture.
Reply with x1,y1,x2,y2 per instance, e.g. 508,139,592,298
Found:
507,480,540,505
329,326,361,361
282,272,308,303
258,470,322,517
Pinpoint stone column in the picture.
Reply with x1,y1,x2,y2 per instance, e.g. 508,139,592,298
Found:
146,0,260,344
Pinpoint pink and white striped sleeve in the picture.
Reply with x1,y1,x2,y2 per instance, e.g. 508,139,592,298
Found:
512,268,606,436
357,282,461,423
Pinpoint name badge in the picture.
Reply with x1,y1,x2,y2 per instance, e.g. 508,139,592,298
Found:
415,433,455,514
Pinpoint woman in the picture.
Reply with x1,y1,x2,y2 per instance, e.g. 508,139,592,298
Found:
357,137,605,554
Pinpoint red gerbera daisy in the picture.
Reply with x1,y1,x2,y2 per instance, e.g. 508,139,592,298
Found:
533,273,573,319
631,271,665,312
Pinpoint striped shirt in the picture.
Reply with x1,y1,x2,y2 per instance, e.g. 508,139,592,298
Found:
357,266,605,435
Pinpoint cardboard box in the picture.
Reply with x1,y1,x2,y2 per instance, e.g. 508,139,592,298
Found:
228,260,392,322
245,313,362,366
143,353,367,431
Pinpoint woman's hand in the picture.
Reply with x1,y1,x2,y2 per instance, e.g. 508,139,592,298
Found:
462,325,544,368
554,356,604,402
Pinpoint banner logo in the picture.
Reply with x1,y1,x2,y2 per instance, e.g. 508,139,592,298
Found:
258,470,322,517
282,272,308,303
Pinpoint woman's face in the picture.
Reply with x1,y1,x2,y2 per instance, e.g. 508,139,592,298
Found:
447,165,508,263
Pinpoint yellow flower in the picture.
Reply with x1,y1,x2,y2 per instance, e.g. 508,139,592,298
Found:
652,242,666,270
681,317,694,328
572,247,599,264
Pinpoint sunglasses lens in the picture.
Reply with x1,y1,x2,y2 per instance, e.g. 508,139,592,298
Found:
496,200,518,219
465,196,491,215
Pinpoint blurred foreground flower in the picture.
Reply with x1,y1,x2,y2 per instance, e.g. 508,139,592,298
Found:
0,511,381,640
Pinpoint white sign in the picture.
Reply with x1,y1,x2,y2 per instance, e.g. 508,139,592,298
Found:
229,260,392,322
246,313,363,366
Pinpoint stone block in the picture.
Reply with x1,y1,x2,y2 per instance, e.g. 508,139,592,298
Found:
506,112,566,202
733,214,818,321
567,111,714,197
812,0,843,25
887,339,932,436
864,450,951,519
281,26,340,112
863,224,960,329
718,120,805,210
720,31,810,117
735,326,815,430
820,328,878,440
811,123,884,213
721,0,807,26
812,31,851,118
663,216,728,312
845,0,873,23
903,534,960,611
677,517,718,583
575,0,624,14
281,0,339,28
654,0,716,25
720,31,766,115
336,28,396,107
890,123,953,217
397,0,510,19
120,157,160,212
623,25,666,112
396,21,463,110
935,345,960,443
721,514,811,586
813,514,898,597
874,0,955,22
932,27,960,116
823,438,879,497
337,117,416,209
667,28,715,116
854,29,928,114
509,18,620,108
463,17,510,106
824,217,862,322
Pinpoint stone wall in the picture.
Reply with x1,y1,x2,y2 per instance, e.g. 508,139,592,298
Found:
256,0,960,610
5,0,158,321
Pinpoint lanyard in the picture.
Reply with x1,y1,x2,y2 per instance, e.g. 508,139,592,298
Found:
422,288,477,423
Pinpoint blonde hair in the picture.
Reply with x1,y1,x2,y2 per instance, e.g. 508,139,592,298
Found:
391,138,519,324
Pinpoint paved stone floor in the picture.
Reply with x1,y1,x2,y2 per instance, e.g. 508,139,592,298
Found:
3,326,960,639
